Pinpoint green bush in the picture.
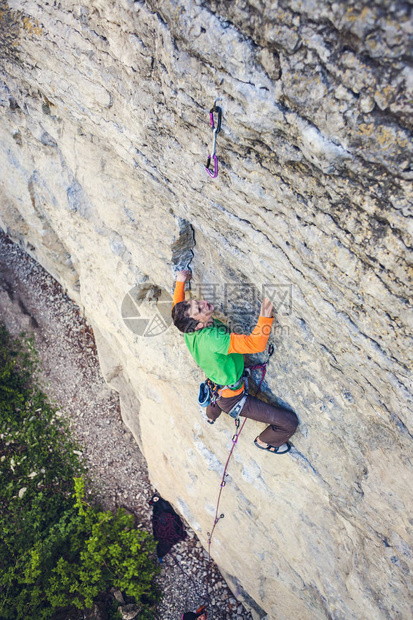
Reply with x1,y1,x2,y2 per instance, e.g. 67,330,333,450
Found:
0,325,160,619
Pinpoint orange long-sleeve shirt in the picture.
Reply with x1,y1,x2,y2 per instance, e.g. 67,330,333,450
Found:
172,280,186,308
172,280,274,355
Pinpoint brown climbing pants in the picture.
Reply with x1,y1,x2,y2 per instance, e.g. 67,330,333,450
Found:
206,392,298,447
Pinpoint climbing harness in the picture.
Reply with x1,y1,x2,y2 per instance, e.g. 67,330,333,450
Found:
227,392,248,420
205,99,222,179
204,344,275,602
197,373,245,409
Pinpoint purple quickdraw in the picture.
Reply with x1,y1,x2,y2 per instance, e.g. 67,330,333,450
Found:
205,99,222,179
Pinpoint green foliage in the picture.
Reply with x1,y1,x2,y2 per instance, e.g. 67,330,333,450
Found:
0,325,160,619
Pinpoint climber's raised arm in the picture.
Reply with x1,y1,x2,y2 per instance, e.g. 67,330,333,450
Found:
172,270,216,333
228,298,274,355
172,269,191,308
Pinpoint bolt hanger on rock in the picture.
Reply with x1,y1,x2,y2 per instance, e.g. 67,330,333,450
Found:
205,99,222,179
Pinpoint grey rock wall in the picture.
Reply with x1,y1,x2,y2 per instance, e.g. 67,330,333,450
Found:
0,1,412,618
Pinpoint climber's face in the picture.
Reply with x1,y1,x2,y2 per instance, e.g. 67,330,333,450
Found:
188,299,214,329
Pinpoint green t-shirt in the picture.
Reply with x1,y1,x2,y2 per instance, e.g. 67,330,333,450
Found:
184,319,244,386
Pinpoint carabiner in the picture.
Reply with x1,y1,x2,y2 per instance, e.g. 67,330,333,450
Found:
206,153,218,178
209,101,222,135
205,99,222,179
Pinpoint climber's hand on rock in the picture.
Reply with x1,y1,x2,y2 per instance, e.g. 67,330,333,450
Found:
260,297,274,318
176,269,192,283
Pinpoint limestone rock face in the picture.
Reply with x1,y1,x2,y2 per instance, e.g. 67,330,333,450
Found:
0,1,412,618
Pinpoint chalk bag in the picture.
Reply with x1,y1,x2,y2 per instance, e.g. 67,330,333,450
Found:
198,382,211,408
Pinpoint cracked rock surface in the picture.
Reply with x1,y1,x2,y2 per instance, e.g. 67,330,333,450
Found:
0,1,412,618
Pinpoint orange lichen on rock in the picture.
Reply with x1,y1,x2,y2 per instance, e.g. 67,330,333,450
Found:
23,15,42,36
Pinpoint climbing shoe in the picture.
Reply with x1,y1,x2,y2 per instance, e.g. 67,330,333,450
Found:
254,438,291,454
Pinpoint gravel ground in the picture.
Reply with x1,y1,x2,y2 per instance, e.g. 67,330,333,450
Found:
0,231,253,620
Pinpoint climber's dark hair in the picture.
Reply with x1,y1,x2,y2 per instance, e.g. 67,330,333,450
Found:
172,301,199,334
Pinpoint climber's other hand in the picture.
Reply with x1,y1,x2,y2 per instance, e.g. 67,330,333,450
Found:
260,297,274,318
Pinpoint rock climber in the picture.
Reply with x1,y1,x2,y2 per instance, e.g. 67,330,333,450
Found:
172,270,298,454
